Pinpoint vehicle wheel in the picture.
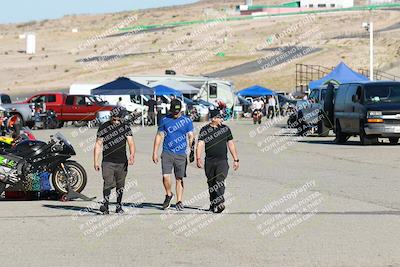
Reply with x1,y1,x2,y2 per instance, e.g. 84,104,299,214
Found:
48,119,58,129
335,120,349,144
359,124,378,145
318,118,329,137
57,121,64,128
12,113,24,127
389,137,399,144
52,161,87,194
26,121,35,128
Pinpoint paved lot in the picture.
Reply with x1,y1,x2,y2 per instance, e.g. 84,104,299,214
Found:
1,119,400,267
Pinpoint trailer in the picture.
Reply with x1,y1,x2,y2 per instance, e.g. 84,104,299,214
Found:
129,74,236,108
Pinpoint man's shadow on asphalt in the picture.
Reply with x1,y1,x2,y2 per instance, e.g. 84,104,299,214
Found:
43,202,206,215
297,140,400,146
39,205,400,216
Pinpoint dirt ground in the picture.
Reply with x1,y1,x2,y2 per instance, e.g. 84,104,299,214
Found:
0,1,399,94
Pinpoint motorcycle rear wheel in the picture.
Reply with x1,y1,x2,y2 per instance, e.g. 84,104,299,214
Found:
52,161,87,194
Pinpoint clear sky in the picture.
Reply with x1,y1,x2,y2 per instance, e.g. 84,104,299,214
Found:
0,0,198,24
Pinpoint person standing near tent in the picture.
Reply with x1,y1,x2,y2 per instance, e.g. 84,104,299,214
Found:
116,97,124,107
252,98,264,117
196,107,239,213
146,98,157,126
156,96,164,125
152,99,194,211
268,95,276,119
94,106,135,214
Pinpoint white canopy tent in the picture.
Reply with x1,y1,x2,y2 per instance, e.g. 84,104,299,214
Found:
149,79,200,95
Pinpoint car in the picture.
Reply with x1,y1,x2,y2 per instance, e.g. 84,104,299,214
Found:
24,93,115,127
0,94,34,126
333,81,400,145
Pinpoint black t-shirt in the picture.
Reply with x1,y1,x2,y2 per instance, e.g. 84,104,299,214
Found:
147,99,157,112
97,121,133,163
198,124,233,160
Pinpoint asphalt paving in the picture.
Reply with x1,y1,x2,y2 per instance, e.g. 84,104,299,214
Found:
1,119,400,266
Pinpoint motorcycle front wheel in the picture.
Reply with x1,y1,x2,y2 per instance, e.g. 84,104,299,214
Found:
52,161,87,194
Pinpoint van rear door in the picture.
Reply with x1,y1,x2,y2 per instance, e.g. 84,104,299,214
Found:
349,85,364,132
342,84,358,132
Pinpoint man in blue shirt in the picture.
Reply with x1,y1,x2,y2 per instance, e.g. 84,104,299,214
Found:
152,99,194,211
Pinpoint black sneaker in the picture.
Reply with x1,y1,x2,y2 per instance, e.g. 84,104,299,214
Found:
209,204,215,213
215,203,225,213
116,205,124,214
176,201,184,211
162,194,174,210
99,204,109,215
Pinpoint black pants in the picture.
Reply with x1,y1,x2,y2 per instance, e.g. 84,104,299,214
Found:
205,159,229,207
156,112,164,125
148,111,155,125
268,106,275,118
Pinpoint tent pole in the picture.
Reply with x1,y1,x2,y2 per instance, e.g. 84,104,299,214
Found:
141,95,144,127
275,95,280,118
155,94,157,127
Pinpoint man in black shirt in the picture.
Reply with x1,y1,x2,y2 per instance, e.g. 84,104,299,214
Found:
94,107,135,214
146,98,157,126
196,107,239,213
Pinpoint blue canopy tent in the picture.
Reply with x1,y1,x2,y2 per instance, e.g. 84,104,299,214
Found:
309,62,369,89
91,77,154,126
91,77,154,95
237,85,276,96
153,85,183,97
183,96,194,106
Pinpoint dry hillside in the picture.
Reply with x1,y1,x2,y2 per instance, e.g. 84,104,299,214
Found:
0,0,399,95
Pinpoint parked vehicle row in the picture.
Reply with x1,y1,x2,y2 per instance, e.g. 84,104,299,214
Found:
289,80,400,145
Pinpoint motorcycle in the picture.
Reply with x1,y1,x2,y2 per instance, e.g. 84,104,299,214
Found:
0,127,36,152
0,132,87,197
252,109,263,124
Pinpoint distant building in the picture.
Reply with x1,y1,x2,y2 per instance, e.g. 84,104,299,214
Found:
300,0,354,8
368,0,400,3
237,0,355,15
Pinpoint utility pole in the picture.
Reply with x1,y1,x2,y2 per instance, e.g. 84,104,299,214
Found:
363,22,374,80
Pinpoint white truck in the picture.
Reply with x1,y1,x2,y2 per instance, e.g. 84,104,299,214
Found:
0,94,34,126
69,84,146,113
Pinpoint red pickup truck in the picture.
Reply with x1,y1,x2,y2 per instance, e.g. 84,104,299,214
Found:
24,93,114,125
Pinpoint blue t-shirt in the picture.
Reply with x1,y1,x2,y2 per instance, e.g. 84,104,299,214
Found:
158,115,194,155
